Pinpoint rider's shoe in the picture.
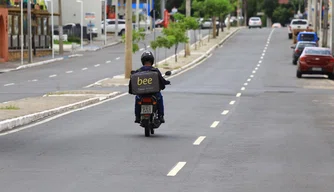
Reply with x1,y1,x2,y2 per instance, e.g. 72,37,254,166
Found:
159,115,165,123
135,116,140,123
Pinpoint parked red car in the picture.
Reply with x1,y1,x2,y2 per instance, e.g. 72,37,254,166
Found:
296,47,334,79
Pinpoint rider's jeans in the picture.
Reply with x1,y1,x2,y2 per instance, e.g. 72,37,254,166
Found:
135,92,164,117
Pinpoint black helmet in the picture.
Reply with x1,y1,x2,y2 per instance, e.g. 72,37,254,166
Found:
141,51,155,65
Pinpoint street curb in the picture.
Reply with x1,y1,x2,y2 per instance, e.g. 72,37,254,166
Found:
81,41,122,52
166,27,242,77
0,92,121,133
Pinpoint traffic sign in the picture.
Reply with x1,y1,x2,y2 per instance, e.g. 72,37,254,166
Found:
85,12,96,20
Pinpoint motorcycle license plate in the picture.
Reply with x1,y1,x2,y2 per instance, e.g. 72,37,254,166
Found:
141,105,153,114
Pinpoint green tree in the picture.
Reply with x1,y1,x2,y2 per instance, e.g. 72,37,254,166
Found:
262,0,278,25
272,5,294,25
150,21,188,63
121,28,146,53
150,36,175,64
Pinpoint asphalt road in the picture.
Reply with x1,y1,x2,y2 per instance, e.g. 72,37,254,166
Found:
2,27,334,191
0,29,210,102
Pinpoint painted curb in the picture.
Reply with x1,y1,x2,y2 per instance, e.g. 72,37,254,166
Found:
0,92,121,133
82,41,122,52
167,27,242,76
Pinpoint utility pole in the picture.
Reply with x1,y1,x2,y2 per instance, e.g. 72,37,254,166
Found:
125,0,133,79
237,0,240,27
185,0,191,56
244,0,247,26
115,0,119,39
331,0,334,54
58,0,64,55
149,0,153,31
28,1,33,63
323,0,329,47
136,0,139,31
307,0,312,24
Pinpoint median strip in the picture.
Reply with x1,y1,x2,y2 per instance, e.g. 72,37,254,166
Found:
0,90,121,133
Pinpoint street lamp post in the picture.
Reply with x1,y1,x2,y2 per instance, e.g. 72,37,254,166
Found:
101,0,107,45
20,0,23,64
46,0,54,58
76,0,83,50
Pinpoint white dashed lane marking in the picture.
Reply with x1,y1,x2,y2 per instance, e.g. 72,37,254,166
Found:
193,136,206,145
49,74,57,78
140,48,144,51
106,61,111,63
236,93,241,97
241,87,245,91
252,70,256,73
116,57,120,60
247,79,251,82
255,67,258,70
222,110,229,115
4,83,14,87
210,121,220,128
257,64,260,67
94,64,100,67
82,68,88,70
32,79,38,82
261,56,264,59
167,162,187,176
66,71,73,73
229,100,236,105
259,60,262,63
244,83,248,86
250,75,254,78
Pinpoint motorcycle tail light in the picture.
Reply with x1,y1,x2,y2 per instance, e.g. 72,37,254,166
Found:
142,97,152,103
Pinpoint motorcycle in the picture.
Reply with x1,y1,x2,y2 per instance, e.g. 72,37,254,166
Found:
132,70,171,137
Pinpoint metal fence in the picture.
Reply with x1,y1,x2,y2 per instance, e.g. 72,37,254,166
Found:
8,35,51,49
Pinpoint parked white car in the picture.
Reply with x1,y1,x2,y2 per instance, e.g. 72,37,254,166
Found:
198,18,220,29
248,17,262,28
101,19,126,36
288,19,309,39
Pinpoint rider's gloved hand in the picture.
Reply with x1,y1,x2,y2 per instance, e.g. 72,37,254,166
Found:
165,80,171,85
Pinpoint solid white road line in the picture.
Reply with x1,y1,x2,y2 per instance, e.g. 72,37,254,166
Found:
49,74,57,78
66,71,73,73
222,110,229,115
82,68,88,70
210,121,220,128
4,83,14,87
236,93,241,97
193,136,206,145
229,100,236,105
167,162,187,176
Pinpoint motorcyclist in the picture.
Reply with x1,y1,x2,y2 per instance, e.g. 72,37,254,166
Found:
128,51,170,123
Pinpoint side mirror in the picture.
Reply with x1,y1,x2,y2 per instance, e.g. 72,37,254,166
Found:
165,71,172,76
130,70,136,74
291,46,295,49
317,37,320,41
